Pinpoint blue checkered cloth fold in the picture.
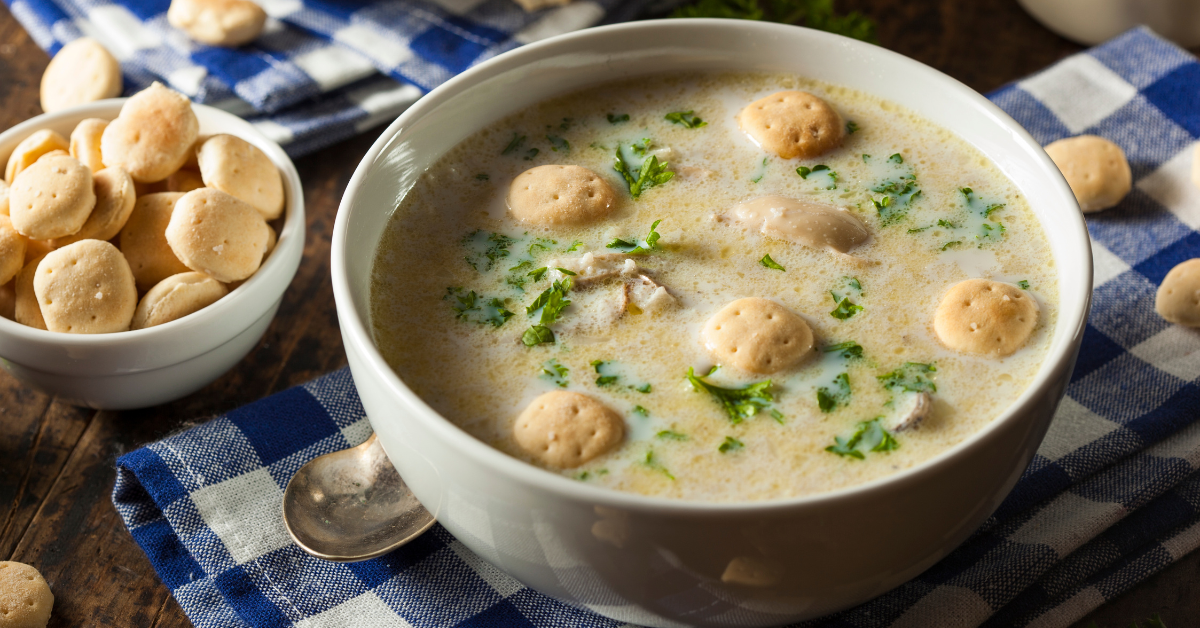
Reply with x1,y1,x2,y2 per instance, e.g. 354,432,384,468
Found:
5,0,642,156
113,26,1200,627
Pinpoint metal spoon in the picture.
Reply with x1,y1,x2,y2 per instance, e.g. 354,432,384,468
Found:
282,433,435,561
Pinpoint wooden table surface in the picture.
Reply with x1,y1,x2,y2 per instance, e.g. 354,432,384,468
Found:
1,1,1196,626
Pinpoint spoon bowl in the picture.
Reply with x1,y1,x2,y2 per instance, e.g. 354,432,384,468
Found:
282,433,435,562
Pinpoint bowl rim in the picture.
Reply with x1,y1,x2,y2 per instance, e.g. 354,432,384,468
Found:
0,98,305,359
332,18,1092,514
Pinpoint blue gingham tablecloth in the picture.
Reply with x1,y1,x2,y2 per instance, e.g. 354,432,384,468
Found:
112,26,1200,628
5,0,644,156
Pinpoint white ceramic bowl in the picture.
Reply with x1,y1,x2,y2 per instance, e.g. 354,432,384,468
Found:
333,20,1091,627
0,101,304,410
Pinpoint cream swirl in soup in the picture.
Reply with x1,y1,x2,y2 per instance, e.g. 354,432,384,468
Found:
369,72,1057,502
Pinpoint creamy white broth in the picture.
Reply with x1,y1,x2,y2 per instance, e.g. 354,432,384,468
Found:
369,72,1058,502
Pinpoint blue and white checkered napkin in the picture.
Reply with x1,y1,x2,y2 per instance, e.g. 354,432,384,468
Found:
5,0,642,156
112,26,1200,628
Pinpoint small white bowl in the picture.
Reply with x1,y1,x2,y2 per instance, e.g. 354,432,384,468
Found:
0,101,304,410
334,19,1090,627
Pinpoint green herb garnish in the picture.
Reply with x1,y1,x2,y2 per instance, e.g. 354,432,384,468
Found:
522,325,555,346
826,418,898,459
830,296,863,320
643,449,675,479
816,372,851,412
760,254,785,271
462,230,515,271
656,430,687,440
445,287,514,327
524,148,539,160
528,266,548,282
633,405,649,417
718,436,744,453
501,133,525,155
475,173,489,181
823,341,863,359
877,362,937,393
686,366,775,425
607,113,630,124
540,359,569,387
664,110,708,128
636,383,652,393
547,134,569,153
846,121,859,134
526,278,573,324
565,240,584,252
591,360,620,386
613,140,674,198
1018,280,1030,290
607,219,663,254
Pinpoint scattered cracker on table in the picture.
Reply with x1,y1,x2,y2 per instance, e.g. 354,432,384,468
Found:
514,391,624,468
1155,258,1200,327
738,91,845,160
0,561,54,628
39,37,121,114
1044,135,1131,213
101,82,199,183
168,0,267,48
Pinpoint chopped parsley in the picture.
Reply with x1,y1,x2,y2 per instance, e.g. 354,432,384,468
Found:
877,362,937,393
607,219,663,254
613,139,674,198
796,164,837,189
547,134,569,153
830,296,863,320
522,325,554,346
826,418,898,459
823,340,864,359
816,372,851,412
750,157,768,183
556,267,577,276
664,110,708,128
462,230,514,271
565,240,584,252
670,0,877,43
866,152,921,226
686,366,776,424
636,383,653,393
445,287,514,327
540,359,569,387
524,148,539,160
718,436,744,453
656,430,687,441
506,260,532,291
643,449,675,479
528,237,556,256
1018,280,1030,290
475,173,489,181
607,113,630,124
941,240,962,251
501,133,525,155
528,266,548,282
526,278,573,324
633,405,649,417
760,254,786,271
846,121,859,134
591,360,620,386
